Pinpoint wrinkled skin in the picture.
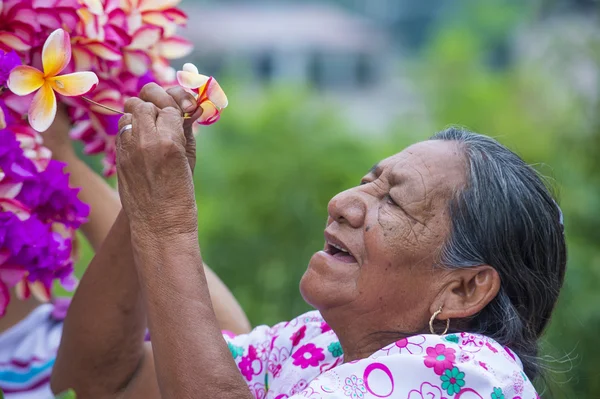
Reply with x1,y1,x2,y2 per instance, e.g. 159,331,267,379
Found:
301,141,500,360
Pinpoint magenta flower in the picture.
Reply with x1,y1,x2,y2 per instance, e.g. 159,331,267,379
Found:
238,345,260,382
290,325,306,347
292,343,325,369
424,344,456,376
0,50,21,87
18,160,90,227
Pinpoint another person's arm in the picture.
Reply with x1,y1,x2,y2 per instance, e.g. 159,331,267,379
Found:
43,109,119,251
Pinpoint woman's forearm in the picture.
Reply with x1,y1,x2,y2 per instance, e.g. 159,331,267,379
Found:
51,211,147,397
130,222,253,399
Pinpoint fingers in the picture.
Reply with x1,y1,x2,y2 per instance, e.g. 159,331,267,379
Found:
139,82,179,111
156,106,185,147
117,113,133,133
166,86,197,113
131,102,159,139
124,97,144,114
116,113,133,146
166,86,202,133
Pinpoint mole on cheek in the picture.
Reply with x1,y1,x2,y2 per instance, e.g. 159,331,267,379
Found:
365,225,372,232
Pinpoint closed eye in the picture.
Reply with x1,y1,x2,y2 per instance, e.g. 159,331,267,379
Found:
385,194,398,207
386,194,425,225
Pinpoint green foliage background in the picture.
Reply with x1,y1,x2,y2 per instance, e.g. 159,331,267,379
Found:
69,3,599,398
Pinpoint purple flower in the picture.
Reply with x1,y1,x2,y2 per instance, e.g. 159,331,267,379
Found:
18,161,89,228
0,130,37,182
1,213,72,279
0,50,21,87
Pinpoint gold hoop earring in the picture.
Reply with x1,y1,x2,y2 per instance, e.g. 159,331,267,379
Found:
429,307,450,335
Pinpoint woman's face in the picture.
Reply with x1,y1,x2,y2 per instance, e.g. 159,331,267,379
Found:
300,140,466,334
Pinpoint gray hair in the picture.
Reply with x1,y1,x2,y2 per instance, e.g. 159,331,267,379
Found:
430,127,567,379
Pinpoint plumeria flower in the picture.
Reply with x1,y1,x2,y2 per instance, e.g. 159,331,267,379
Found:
122,24,191,78
7,28,99,132
77,0,129,45
176,63,228,125
122,0,187,37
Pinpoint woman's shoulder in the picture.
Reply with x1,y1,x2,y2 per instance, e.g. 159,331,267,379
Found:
222,309,330,348
372,331,525,371
289,331,537,399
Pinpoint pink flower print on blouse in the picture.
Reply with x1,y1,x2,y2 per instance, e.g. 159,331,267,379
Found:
238,345,263,381
268,346,291,378
255,341,270,361
394,335,426,355
290,379,309,395
321,321,332,333
503,346,517,363
459,332,485,351
343,375,367,399
291,325,307,347
248,382,267,399
292,343,325,369
511,370,525,395
485,342,499,354
425,344,456,375
374,335,426,359
407,382,448,399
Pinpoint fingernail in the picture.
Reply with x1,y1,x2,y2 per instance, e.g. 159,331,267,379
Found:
182,99,194,111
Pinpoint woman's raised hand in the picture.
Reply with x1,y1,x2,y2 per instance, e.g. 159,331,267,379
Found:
138,83,202,172
116,83,202,237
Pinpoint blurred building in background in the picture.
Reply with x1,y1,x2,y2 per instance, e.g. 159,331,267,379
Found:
181,3,390,89
180,0,599,133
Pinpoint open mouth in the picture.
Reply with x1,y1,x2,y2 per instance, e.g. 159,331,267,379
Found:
324,237,357,264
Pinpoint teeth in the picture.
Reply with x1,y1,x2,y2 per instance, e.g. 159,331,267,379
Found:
330,243,348,253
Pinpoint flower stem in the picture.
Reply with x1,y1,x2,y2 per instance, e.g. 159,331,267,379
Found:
82,97,125,115
82,97,191,119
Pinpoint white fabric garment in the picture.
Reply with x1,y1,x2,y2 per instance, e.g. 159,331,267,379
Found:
0,304,63,399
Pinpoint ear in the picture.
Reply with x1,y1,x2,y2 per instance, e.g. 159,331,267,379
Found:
431,266,501,320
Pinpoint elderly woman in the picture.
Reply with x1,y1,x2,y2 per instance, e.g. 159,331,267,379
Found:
50,85,566,399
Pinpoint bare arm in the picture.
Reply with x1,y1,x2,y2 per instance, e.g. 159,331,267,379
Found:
51,88,250,397
43,109,119,251
51,209,147,397
118,99,252,399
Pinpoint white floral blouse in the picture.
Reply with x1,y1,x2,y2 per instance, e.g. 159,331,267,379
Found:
222,310,539,399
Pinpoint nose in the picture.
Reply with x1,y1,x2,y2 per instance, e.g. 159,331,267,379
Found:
327,188,367,228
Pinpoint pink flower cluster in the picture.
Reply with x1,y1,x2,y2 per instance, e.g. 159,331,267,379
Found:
0,0,193,316
0,0,193,175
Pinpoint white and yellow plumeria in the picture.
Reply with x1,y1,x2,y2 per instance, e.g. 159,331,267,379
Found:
7,29,99,132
